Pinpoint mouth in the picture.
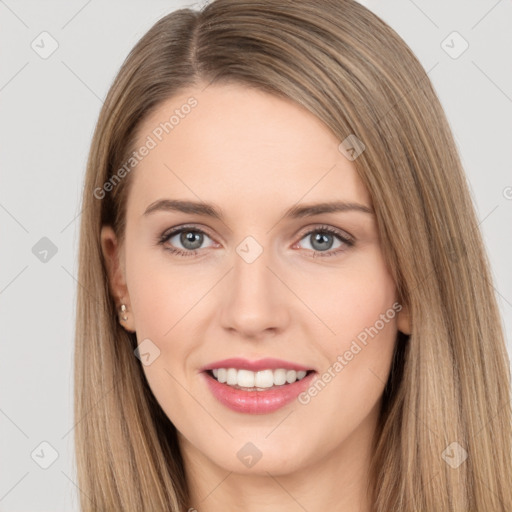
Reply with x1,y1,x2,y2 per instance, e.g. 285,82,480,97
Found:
201,362,318,414
205,368,316,391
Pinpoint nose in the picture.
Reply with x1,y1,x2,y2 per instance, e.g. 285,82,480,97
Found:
219,243,291,339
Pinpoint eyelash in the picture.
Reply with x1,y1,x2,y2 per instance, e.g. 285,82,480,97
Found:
157,224,354,259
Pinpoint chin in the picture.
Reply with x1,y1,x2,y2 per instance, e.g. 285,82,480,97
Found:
203,440,311,476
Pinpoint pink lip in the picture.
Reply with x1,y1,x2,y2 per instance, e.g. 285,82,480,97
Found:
201,370,317,414
199,357,314,372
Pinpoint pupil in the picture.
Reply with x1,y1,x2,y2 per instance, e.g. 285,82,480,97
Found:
312,232,332,251
181,231,203,250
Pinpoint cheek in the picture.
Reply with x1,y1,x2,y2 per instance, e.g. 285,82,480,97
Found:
124,248,211,398
297,247,398,349
125,254,201,420
332,268,398,359
126,246,208,338
295,251,399,425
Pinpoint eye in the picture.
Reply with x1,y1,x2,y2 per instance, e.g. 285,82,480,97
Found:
157,226,215,257
157,224,354,258
294,225,354,257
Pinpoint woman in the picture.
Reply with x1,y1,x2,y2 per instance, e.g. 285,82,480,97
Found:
74,0,512,510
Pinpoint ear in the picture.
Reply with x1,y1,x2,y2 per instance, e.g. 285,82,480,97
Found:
100,225,136,333
396,302,411,335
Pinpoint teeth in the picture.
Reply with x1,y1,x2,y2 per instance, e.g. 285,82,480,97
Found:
211,368,308,388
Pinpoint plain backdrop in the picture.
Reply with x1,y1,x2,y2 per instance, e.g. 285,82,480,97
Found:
1,1,511,510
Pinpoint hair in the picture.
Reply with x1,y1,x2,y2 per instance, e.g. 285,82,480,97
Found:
74,0,512,510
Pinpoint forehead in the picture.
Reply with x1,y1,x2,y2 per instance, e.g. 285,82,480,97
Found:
127,83,371,216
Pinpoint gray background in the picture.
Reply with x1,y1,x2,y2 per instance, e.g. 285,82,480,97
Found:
1,0,511,510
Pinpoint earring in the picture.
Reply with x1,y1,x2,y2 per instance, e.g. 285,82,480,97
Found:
119,304,128,322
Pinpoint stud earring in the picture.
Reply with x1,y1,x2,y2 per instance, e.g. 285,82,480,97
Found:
119,304,128,322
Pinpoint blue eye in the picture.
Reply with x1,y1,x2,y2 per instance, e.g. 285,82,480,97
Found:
296,226,354,257
158,226,215,257
157,224,354,258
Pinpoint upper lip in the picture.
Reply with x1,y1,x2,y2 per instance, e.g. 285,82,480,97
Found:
200,357,315,373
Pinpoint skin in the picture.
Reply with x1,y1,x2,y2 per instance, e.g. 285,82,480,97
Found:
101,82,411,512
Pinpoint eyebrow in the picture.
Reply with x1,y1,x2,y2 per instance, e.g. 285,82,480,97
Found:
143,199,374,220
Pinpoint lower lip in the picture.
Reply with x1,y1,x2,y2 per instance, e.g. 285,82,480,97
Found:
201,371,317,414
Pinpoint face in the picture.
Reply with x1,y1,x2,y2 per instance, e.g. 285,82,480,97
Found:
101,82,410,477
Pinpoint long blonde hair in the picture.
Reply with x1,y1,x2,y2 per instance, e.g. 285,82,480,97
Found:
74,0,512,509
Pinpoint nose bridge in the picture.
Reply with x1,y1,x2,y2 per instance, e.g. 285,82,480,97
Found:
219,234,289,336
234,237,272,295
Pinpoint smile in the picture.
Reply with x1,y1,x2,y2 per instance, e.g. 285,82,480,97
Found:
202,368,317,414
210,368,310,389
